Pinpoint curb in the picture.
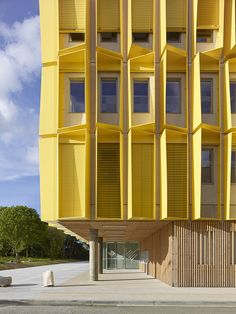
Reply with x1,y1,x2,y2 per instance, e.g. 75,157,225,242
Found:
1,300,236,307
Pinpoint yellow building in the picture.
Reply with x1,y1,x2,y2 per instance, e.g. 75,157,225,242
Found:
39,0,236,286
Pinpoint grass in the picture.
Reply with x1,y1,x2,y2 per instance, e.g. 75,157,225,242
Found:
0,257,80,270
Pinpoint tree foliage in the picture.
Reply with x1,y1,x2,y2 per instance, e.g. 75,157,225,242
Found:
0,206,88,262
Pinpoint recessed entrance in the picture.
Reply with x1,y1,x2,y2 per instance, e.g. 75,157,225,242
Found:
103,242,139,270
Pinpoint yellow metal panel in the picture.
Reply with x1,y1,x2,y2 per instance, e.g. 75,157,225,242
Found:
132,143,154,218
97,143,121,218
40,66,57,135
224,62,232,131
98,0,120,31
160,52,167,129
160,130,167,219
132,0,153,32
166,0,186,30
167,144,188,219
224,0,235,54
224,134,232,220
59,0,86,31
192,129,202,220
60,144,86,218
39,0,58,63
197,0,219,28
192,54,201,131
40,137,57,222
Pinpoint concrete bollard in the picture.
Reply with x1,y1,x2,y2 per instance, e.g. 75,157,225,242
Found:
43,271,54,287
0,276,12,287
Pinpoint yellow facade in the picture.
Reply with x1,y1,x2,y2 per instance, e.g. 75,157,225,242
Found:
39,0,236,240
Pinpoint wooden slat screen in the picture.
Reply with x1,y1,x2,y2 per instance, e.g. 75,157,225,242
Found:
97,143,121,218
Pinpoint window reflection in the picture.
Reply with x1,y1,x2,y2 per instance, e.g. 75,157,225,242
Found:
201,79,212,114
133,80,149,113
101,79,117,113
166,79,181,113
70,80,85,113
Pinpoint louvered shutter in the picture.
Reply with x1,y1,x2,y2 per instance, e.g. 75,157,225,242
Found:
132,144,154,218
166,0,186,30
197,0,219,29
132,0,153,32
59,0,86,31
167,143,188,219
98,0,120,31
97,143,121,218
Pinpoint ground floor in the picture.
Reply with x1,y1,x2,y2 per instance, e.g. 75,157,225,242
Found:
57,220,236,287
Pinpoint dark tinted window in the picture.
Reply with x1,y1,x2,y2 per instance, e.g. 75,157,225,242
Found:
197,30,213,43
201,79,212,113
101,32,118,42
231,151,236,183
167,32,181,43
230,81,236,113
133,80,149,113
166,79,181,113
201,148,213,184
69,33,85,42
132,33,149,42
101,79,117,113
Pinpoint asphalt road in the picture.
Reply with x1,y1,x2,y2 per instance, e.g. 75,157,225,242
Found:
0,306,236,314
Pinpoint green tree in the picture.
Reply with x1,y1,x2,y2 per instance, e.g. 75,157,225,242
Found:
44,227,66,259
0,206,43,262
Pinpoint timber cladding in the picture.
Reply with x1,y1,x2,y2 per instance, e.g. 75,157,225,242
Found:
140,221,236,287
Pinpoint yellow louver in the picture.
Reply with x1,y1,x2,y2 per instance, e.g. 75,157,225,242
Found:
59,0,86,31
166,0,186,30
197,0,219,29
167,143,188,219
60,144,86,218
132,144,154,218
97,143,121,218
132,0,153,32
97,0,120,32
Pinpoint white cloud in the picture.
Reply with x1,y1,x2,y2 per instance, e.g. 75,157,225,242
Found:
0,16,41,181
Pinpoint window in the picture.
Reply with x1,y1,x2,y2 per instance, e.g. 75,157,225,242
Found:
201,148,213,184
70,80,85,113
69,33,85,42
132,33,149,42
230,81,236,113
167,32,181,43
133,80,149,113
100,32,118,42
231,151,236,183
201,79,213,113
166,79,181,113
197,29,213,43
101,79,117,113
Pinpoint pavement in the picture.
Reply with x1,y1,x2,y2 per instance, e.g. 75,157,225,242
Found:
0,262,236,306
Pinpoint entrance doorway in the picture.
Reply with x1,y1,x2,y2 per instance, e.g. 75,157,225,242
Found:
103,242,139,270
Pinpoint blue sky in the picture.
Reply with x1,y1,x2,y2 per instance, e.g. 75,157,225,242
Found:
0,1,41,212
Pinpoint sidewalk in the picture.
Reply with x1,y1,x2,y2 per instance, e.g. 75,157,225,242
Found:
1,262,236,305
